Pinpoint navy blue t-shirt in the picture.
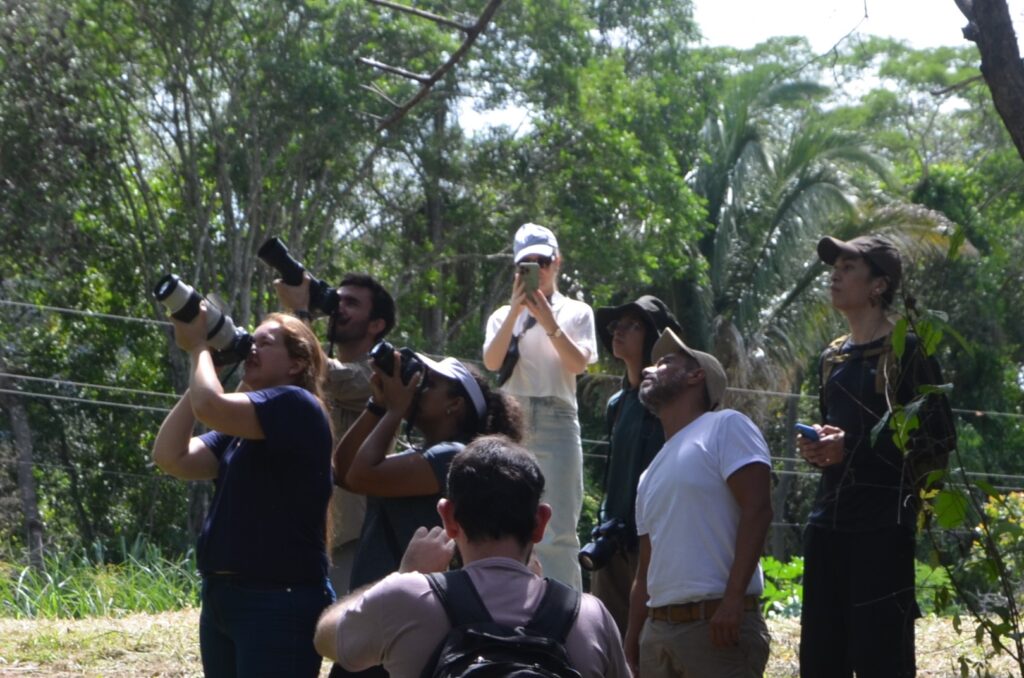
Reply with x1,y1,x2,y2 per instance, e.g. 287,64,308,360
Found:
197,385,332,585
348,441,463,590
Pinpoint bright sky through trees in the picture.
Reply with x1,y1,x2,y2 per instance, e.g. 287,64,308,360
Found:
693,0,1024,51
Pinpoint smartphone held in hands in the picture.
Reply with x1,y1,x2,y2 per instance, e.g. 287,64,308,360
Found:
795,423,820,441
519,262,540,297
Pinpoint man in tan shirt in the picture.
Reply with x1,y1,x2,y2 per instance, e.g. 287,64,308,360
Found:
314,436,629,677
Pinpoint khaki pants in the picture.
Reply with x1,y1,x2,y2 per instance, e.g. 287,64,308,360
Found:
640,611,771,678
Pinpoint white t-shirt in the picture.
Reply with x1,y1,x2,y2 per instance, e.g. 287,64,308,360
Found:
484,292,598,409
635,409,771,607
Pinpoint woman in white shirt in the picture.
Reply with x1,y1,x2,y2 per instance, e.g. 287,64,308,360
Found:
482,223,598,590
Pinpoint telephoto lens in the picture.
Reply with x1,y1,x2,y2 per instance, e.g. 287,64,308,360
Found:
257,237,305,286
153,274,253,364
153,274,202,323
211,331,254,367
257,237,339,315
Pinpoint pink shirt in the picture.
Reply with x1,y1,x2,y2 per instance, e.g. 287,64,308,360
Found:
334,557,629,677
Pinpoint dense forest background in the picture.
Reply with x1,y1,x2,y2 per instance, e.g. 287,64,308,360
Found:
1,0,1023,575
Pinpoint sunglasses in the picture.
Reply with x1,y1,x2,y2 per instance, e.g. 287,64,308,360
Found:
519,256,553,268
607,320,646,335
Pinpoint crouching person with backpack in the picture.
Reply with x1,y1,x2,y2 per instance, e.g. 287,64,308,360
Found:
314,435,629,677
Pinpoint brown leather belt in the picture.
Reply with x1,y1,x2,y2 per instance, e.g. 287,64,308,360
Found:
648,595,759,623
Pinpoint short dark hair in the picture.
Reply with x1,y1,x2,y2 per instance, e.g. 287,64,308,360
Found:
446,436,544,547
339,273,395,341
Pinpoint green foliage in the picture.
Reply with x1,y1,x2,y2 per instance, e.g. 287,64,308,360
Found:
0,538,197,619
760,555,803,618
761,555,960,619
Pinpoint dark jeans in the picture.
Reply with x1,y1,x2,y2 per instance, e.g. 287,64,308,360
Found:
200,575,335,678
800,524,920,678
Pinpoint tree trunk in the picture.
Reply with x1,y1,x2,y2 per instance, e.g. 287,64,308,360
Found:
0,378,45,570
957,0,1024,161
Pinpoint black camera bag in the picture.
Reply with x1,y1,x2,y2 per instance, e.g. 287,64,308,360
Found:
497,316,536,386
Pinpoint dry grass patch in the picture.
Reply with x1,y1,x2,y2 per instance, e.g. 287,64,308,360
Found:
0,610,1017,677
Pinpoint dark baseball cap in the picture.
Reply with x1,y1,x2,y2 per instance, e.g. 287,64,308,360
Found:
817,234,902,286
595,295,682,357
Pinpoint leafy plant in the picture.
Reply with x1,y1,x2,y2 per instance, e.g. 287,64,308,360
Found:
761,555,803,618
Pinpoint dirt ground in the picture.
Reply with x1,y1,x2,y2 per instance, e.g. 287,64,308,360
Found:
0,610,1015,677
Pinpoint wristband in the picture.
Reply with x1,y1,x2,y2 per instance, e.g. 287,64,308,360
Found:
366,398,386,417
547,327,563,338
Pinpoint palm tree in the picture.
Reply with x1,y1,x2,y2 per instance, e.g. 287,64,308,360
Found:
677,65,899,412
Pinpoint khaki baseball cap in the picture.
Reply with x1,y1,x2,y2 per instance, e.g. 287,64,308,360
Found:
650,328,727,411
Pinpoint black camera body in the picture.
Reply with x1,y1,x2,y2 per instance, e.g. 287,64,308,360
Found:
369,340,425,385
153,274,253,366
257,237,339,316
578,518,628,571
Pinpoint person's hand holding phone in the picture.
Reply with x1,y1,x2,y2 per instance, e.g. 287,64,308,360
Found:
797,423,846,468
510,269,528,313
519,262,540,298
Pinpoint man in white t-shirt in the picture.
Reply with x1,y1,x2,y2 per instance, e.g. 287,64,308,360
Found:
314,435,628,678
624,328,773,677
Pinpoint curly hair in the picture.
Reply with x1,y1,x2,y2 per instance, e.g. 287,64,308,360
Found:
447,366,524,442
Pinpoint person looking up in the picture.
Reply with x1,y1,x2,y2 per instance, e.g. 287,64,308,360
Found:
590,294,682,634
153,308,334,678
625,328,773,677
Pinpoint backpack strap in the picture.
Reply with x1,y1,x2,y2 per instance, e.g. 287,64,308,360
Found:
523,577,581,643
819,334,849,391
425,570,494,627
820,333,898,398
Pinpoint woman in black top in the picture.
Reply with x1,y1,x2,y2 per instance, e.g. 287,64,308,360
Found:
797,235,956,678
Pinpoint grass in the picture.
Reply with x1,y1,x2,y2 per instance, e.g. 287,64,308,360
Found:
0,545,1017,675
0,610,1017,677
0,538,198,619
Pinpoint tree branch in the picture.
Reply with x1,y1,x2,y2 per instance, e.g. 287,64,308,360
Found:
365,0,472,32
367,0,506,133
358,57,432,84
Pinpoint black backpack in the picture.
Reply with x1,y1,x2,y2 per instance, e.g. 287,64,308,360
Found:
420,569,584,678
